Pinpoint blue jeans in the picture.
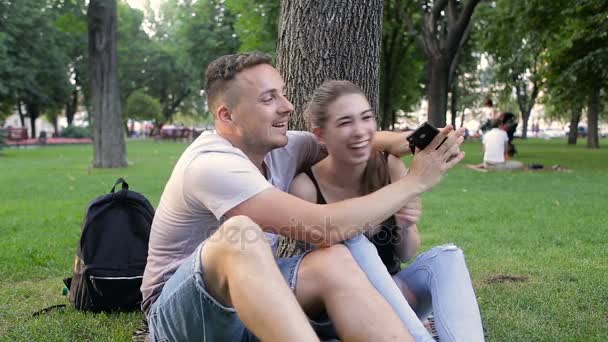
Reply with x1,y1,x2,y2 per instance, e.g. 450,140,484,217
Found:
345,237,485,342
147,243,315,342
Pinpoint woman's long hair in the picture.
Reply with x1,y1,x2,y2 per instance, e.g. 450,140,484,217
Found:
307,80,390,196
276,81,390,258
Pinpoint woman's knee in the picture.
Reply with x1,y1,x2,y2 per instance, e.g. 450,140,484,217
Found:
425,244,467,269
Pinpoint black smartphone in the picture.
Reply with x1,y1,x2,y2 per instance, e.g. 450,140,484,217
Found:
406,122,441,153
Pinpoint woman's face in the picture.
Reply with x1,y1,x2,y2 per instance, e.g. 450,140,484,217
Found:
318,93,377,166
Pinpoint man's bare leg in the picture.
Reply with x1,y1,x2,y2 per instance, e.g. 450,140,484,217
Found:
201,215,319,342
295,244,413,342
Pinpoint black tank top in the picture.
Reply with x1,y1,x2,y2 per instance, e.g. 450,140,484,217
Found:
303,163,402,275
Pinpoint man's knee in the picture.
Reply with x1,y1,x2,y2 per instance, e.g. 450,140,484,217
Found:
209,215,270,256
306,244,363,286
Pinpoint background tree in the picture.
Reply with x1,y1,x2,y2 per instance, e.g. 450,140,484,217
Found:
398,0,481,127
0,0,72,138
277,0,384,130
480,0,552,139
543,0,607,148
124,89,162,123
380,0,425,130
226,0,279,53
88,0,127,168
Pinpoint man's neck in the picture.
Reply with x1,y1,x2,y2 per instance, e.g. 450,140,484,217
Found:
217,131,268,174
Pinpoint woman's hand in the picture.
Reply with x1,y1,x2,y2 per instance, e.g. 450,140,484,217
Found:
394,197,422,227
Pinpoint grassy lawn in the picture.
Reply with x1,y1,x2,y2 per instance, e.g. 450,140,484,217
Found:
1,137,607,341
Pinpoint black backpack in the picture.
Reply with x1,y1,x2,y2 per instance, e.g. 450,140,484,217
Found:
64,178,155,312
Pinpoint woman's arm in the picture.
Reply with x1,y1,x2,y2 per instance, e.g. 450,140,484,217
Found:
387,155,422,261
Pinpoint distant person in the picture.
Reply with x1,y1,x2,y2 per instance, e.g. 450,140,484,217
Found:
468,113,523,171
479,97,499,133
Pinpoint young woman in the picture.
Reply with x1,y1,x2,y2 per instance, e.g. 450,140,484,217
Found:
286,81,484,342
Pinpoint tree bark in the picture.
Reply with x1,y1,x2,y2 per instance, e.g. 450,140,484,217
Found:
88,0,127,168
567,104,582,145
449,83,458,128
587,88,600,149
17,101,25,128
25,102,39,138
514,78,540,140
277,0,384,131
66,88,78,126
427,58,450,127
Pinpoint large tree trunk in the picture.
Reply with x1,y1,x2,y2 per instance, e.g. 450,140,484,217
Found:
427,59,450,127
587,88,600,149
567,104,582,145
276,0,383,257
277,0,383,131
88,0,127,168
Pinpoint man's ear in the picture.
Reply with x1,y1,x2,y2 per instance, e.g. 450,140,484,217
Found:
217,105,233,124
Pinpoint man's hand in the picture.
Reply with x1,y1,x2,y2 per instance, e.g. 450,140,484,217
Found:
406,125,465,192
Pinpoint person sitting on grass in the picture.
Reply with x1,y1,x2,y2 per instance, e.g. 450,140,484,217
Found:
279,80,485,342
468,112,523,172
141,52,467,341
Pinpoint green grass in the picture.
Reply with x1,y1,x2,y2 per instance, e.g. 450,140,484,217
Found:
1,138,607,341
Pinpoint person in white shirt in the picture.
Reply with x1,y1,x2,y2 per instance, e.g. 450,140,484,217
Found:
469,114,523,171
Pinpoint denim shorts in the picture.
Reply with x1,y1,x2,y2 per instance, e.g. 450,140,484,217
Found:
147,243,332,341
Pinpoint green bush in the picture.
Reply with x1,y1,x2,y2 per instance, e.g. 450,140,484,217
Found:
60,126,92,139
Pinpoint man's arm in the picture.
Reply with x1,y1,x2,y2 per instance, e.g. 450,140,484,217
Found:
373,131,413,157
227,127,465,247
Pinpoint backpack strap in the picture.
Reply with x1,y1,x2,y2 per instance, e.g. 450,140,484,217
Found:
32,304,67,317
111,178,129,193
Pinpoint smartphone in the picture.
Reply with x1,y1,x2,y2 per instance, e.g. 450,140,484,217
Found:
407,122,442,153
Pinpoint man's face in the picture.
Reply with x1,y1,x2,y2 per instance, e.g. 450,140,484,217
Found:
229,64,294,153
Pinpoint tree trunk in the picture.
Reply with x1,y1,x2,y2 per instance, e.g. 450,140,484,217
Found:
450,84,458,128
66,88,78,126
427,58,450,127
520,111,530,140
567,104,582,145
587,88,600,149
25,102,39,138
276,0,383,257
17,101,25,127
277,0,383,130
88,0,127,168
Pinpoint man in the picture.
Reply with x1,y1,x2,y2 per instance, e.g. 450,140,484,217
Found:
468,113,523,171
142,52,465,341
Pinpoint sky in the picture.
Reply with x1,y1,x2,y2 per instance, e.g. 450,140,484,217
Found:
126,0,162,12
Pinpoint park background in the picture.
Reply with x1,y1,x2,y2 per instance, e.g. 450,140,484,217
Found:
1,0,607,341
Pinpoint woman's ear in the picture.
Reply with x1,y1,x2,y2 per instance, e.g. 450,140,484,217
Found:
312,126,325,145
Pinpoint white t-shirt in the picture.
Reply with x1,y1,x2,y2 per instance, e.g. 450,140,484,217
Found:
482,128,508,163
141,130,321,314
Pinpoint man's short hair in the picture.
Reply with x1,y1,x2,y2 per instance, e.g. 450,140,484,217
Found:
204,52,273,112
